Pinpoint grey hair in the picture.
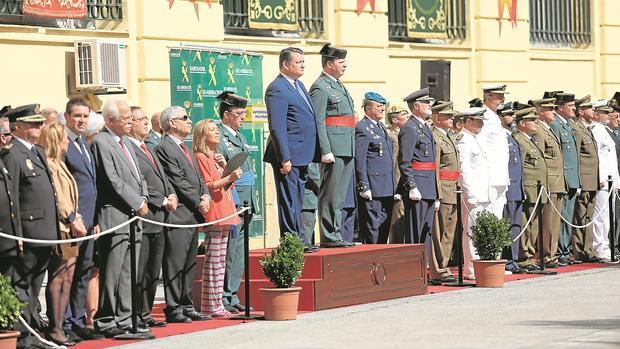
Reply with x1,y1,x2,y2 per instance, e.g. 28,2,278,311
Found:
41,107,58,118
160,106,186,132
102,98,129,121
86,111,104,137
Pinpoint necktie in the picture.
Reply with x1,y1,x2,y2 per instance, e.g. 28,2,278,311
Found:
140,143,157,168
76,136,91,165
119,139,138,175
179,143,195,169
295,80,312,110
31,146,38,157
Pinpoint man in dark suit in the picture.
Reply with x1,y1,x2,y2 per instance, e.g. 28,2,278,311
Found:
1,104,60,348
129,106,177,327
156,106,211,323
92,99,150,338
264,47,319,250
355,92,394,244
0,151,20,276
144,112,162,150
61,97,104,342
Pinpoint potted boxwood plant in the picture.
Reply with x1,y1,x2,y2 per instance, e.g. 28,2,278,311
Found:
0,273,24,349
259,233,305,320
470,210,513,287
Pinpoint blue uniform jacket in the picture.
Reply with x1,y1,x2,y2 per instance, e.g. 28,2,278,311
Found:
506,131,525,202
355,117,395,198
397,116,438,199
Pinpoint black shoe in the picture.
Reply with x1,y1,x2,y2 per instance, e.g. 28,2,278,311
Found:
544,261,559,268
97,327,129,338
224,304,240,314
428,279,442,286
47,335,76,347
507,266,526,274
232,303,254,312
72,326,104,341
184,310,211,321
119,326,150,334
555,259,568,266
64,329,84,343
440,275,457,283
568,257,583,264
320,240,350,248
558,257,573,265
166,313,192,323
145,319,167,328
523,264,539,271
303,245,317,253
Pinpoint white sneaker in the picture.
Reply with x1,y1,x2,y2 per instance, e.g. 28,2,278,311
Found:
504,270,512,275
463,274,476,280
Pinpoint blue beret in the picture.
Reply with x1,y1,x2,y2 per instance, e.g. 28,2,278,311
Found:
364,92,386,105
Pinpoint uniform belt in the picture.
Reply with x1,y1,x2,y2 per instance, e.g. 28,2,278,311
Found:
325,116,355,128
411,162,436,171
439,170,460,181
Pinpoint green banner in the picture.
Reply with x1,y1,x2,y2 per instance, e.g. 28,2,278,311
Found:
248,0,297,30
169,48,266,238
406,0,447,39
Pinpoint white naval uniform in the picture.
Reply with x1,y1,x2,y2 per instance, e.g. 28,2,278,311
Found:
479,106,510,219
456,129,491,277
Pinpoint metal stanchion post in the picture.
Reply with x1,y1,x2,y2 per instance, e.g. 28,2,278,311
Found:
116,218,155,340
232,201,256,320
445,186,474,287
527,181,557,275
608,176,616,262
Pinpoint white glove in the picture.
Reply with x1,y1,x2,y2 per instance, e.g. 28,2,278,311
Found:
409,188,422,201
576,187,582,196
393,193,402,201
321,153,335,163
434,200,440,211
360,190,372,201
466,197,477,208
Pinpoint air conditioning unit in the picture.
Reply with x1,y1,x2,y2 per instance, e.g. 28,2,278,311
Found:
74,39,127,93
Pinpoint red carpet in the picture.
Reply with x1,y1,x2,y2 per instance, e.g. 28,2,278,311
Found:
73,262,611,348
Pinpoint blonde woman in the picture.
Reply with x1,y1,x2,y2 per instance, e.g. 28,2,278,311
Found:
193,119,241,317
40,122,87,346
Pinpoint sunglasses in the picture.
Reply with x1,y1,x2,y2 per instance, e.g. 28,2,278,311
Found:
172,115,189,121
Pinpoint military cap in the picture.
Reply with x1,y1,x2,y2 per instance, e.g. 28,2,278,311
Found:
431,101,457,115
575,95,593,109
512,101,533,111
593,99,613,112
482,84,509,94
514,107,537,121
497,102,515,116
3,104,45,123
319,43,347,59
531,98,557,108
468,98,483,108
403,87,435,104
609,92,620,111
542,91,563,99
364,91,387,105
460,107,485,120
217,91,248,108
0,105,10,118
553,93,575,104
386,104,408,115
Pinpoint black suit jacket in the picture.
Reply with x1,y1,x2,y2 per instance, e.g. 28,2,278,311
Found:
64,136,97,229
130,140,175,234
0,155,21,257
2,139,60,247
155,134,209,225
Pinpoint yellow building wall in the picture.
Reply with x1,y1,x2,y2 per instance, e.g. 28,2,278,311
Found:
2,0,620,248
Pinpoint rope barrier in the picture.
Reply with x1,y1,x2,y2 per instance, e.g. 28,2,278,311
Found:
19,316,63,349
0,207,250,245
543,184,616,229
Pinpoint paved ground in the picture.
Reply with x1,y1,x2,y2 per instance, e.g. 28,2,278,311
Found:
109,264,620,349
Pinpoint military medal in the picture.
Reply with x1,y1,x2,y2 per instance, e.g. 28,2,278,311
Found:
379,144,383,157
26,159,34,170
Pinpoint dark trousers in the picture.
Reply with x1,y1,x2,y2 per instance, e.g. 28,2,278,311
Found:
14,247,52,346
64,227,95,330
94,231,141,331
557,188,578,259
318,157,353,243
300,209,317,244
162,228,198,317
341,208,356,243
404,198,435,244
614,194,620,256
223,213,252,307
359,197,393,244
502,200,523,266
137,231,165,321
573,190,596,259
271,165,308,241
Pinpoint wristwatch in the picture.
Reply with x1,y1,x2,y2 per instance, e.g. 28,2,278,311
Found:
66,212,76,224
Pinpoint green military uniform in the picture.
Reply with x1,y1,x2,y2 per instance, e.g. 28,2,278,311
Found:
428,102,459,281
513,123,548,265
532,117,565,263
388,125,406,243
301,162,320,244
310,72,355,244
571,97,600,260
216,122,256,310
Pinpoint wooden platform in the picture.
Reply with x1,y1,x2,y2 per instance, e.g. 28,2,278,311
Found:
238,244,427,311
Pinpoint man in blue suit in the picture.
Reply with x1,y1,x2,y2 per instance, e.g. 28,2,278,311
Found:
264,47,319,251
398,88,438,244
355,92,394,244
62,97,104,342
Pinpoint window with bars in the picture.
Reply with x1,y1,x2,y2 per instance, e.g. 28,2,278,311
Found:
224,0,324,37
388,0,467,42
0,0,123,29
529,0,591,47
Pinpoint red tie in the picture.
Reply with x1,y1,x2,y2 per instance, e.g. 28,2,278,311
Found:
179,143,195,169
119,139,138,175
140,143,157,168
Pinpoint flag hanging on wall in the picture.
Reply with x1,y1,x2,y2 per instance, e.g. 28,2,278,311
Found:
356,0,376,15
498,0,518,27
22,0,87,19
406,0,447,39
168,0,212,9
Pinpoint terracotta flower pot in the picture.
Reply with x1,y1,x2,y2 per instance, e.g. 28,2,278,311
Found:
260,287,301,320
0,330,20,349
473,260,506,287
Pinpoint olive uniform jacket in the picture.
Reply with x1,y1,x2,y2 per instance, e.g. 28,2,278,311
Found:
532,121,566,194
513,131,548,204
571,119,600,192
432,126,459,205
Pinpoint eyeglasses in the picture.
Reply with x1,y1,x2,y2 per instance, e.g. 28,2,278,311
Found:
172,115,189,121
231,111,246,118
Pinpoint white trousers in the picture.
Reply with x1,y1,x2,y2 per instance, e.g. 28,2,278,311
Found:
487,185,507,219
593,190,614,259
462,201,493,277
